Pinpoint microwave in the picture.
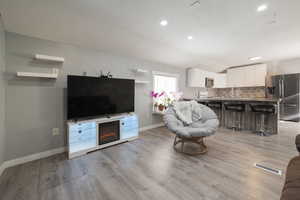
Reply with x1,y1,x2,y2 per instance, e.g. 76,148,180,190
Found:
205,77,214,88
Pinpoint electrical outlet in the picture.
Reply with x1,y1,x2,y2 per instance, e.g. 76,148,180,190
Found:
52,128,60,136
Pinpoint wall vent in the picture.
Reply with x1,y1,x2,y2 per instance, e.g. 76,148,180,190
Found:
254,163,282,176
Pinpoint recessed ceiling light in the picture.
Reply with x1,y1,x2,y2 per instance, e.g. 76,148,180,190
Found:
249,56,262,61
160,20,168,26
187,36,193,40
257,4,268,12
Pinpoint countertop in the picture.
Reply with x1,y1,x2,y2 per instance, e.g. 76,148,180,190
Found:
184,97,279,103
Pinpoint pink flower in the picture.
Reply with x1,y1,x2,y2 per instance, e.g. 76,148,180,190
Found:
158,92,165,97
151,91,158,98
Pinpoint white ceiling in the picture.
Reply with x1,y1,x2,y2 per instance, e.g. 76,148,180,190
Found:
1,0,300,72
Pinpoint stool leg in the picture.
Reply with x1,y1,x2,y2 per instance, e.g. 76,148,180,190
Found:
226,111,231,129
254,113,260,134
218,109,221,127
236,112,241,130
232,111,236,131
237,112,242,130
254,113,257,132
258,114,269,136
260,114,271,136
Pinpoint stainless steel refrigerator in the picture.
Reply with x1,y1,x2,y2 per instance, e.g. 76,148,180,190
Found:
272,73,300,122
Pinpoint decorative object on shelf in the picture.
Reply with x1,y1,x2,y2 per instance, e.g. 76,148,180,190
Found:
99,70,113,78
34,54,65,63
151,91,183,114
158,104,166,111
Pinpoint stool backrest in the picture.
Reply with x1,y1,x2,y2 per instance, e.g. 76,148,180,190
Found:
224,103,245,112
207,102,222,109
250,104,275,114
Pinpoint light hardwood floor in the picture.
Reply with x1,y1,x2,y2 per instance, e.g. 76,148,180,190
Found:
0,122,299,200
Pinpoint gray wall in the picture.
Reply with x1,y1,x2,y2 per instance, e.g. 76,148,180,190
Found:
272,59,300,75
5,32,193,160
0,16,6,165
265,59,300,87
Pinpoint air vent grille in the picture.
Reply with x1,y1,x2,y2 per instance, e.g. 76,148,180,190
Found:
254,163,282,176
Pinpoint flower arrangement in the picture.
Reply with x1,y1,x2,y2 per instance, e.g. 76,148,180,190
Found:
151,91,183,112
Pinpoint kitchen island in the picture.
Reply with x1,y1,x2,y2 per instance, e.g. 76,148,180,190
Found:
184,97,280,135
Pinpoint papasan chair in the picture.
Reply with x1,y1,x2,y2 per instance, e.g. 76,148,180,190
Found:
164,101,219,155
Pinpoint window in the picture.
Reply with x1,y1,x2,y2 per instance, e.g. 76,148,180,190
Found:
153,73,178,95
152,72,179,113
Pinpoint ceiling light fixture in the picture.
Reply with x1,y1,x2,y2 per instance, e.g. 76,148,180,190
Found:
160,20,168,26
257,4,268,12
187,36,194,40
249,56,262,61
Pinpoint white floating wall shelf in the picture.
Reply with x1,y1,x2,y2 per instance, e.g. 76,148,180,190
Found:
135,80,149,84
16,72,58,79
34,54,65,63
134,69,148,73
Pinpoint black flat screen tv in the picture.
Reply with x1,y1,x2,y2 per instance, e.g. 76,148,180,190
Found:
67,75,135,120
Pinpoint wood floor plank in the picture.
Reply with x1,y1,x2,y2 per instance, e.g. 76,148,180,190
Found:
0,122,298,200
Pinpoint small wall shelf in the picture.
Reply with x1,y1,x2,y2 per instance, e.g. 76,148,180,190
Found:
135,80,149,84
34,54,65,63
134,69,148,73
16,72,58,79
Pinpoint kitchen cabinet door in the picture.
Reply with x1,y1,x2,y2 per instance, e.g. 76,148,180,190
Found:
227,68,237,87
254,64,267,86
214,74,227,88
228,68,245,87
226,64,267,88
243,66,254,87
187,68,205,87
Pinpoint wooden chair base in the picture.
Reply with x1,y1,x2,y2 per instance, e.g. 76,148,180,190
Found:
173,135,208,156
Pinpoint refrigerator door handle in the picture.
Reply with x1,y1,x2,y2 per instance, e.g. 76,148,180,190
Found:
279,79,282,98
281,79,285,98
284,104,297,107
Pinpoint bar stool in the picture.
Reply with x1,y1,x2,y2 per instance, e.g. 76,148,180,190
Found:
207,102,223,126
197,101,208,106
250,104,276,136
224,103,246,131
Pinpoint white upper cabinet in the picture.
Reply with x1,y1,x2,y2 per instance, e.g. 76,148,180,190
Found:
254,64,267,86
187,68,227,88
214,73,227,88
187,68,206,87
227,68,240,87
226,64,267,88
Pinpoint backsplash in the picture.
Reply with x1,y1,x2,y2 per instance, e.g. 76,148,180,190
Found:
213,87,266,98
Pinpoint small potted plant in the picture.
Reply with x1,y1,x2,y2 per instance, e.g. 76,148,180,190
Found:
151,91,165,112
158,103,165,111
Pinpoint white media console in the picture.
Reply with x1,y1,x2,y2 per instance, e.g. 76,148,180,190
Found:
67,113,138,159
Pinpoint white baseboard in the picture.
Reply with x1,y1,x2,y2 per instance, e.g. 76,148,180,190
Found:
0,147,66,177
0,123,164,177
139,123,164,132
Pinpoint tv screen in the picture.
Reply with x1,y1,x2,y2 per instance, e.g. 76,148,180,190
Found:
67,75,135,120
